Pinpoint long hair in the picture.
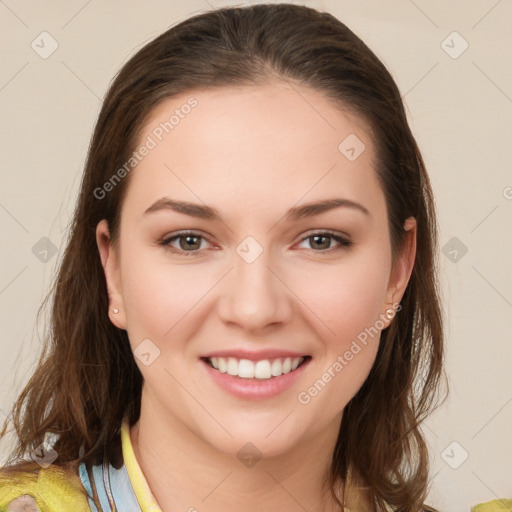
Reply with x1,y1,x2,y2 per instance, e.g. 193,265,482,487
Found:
1,4,447,511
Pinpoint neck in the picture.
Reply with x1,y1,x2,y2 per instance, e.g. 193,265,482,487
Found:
130,391,345,512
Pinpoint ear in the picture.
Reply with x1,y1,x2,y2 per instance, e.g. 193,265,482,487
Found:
381,217,417,327
96,219,126,330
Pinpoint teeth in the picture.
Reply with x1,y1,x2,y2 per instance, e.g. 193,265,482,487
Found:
208,356,305,380
217,357,227,373
238,359,255,378
227,357,238,376
255,360,271,379
291,357,302,371
271,358,282,376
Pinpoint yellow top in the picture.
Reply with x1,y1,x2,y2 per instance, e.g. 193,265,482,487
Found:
471,499,512,512
0,461,90,511
5,419,502,511
0,418,161,512
1,421,369,512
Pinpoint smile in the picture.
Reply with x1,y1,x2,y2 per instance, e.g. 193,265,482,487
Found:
201,355,312,399
204,356,309,380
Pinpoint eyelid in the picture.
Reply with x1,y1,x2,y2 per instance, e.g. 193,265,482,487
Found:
159,230,214,255
295,230,352,251
299,228,351,242
159,229,352,256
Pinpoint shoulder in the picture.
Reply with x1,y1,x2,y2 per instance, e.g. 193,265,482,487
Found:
0,464,90,512
470,499,512,512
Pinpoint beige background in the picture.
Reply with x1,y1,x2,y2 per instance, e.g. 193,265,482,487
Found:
1,1,511,510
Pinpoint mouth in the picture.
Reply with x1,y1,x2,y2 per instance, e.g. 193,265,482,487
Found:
201,355,312,380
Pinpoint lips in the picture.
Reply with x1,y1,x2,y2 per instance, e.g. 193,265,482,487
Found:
201,355,312,399
200,348,309,361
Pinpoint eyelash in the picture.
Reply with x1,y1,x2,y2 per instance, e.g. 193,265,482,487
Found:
158,230,352,257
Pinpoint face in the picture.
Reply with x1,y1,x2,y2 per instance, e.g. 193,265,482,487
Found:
96,82,416,458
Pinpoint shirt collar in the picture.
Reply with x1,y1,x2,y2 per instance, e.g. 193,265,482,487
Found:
120,418,372,511
80,417,373,511
120,417,162,511
78,417,162,512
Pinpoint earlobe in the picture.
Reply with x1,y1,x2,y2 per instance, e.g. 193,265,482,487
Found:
96,219,126,330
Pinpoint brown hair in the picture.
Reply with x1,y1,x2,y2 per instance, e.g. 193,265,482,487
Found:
1,4,447,511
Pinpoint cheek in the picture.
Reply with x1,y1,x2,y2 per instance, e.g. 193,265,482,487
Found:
119,243,209,343
293,256,390,345
294,264,386,413
119,230,391,352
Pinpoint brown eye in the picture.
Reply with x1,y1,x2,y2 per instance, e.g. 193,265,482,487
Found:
298,231,352,253
160,231,210,256
310,234,332,250
177,234,202,251
158,230,351,257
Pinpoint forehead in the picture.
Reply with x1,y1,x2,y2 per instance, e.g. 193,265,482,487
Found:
122,82,384,222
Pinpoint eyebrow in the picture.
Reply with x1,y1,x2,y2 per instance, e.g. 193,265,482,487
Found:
143,197,371,221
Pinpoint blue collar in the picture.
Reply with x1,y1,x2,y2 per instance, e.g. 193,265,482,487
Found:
78,459,142,511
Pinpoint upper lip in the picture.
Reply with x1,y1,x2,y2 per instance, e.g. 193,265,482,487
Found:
201,349,310,361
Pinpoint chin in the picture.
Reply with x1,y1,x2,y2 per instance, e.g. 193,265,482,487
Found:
194,418,303,461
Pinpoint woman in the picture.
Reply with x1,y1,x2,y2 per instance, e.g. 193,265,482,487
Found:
0,3,447,511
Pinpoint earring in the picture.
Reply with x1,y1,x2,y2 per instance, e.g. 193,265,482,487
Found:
112,308,119,314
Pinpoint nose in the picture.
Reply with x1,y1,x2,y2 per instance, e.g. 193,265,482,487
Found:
217,245,293,332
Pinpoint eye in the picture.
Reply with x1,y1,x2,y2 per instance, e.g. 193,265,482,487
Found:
296,231,352,253
159,231,212,256
159,230,352,257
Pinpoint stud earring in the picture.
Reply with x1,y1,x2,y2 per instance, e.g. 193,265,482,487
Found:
112,308,119,314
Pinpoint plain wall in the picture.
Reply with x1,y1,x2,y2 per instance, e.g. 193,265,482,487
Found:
1,1,511,510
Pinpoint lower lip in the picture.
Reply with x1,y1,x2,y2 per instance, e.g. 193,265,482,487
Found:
201,358,311,399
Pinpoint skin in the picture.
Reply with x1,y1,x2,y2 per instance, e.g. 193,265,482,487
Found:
96,81,416,511
6,495,40,512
